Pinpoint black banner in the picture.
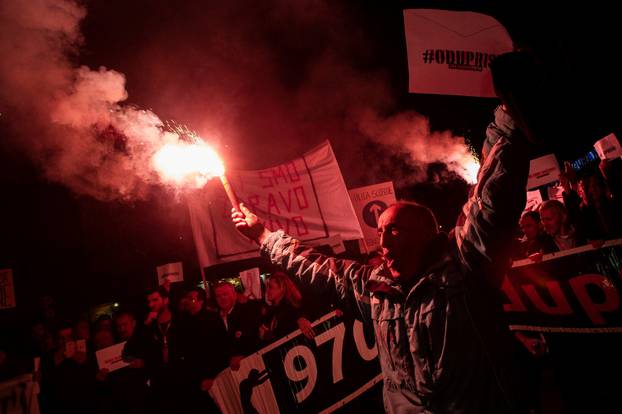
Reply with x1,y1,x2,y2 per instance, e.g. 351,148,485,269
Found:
502,240,622,333
210,311,382,414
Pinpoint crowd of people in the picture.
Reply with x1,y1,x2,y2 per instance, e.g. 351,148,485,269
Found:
513,158,622,262
2,50,622,414
0,270,334,414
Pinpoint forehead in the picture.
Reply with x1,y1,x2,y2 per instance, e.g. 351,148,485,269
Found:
377,205,420,229
539,207,558,217
520,215,537,224
116,314,132,322
147,292,162,300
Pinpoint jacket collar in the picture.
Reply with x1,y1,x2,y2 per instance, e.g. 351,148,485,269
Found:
366,253,460,301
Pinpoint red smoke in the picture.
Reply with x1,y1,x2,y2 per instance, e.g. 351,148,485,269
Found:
0,0,478,201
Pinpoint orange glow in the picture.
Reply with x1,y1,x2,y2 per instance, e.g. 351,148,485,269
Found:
153,140,224,188
462,157,480,185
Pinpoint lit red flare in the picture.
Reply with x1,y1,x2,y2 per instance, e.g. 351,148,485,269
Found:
462,157,480,185
153,140,224,188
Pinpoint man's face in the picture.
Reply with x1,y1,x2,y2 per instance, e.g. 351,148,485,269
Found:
74,320,90,340
115,314,136,340
519,216,541,240
184,291,203,315
56,327,73,348
214,285,237,313
378,206,434,280
540,208,563,236
94,330,114,351
147,292,168,314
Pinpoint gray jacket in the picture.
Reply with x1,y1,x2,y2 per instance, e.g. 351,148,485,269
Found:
261,112,529,413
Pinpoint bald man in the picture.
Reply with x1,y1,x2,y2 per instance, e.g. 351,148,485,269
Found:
233,105,529,414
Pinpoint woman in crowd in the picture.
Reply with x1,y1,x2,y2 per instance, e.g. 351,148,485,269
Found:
259,272,315,343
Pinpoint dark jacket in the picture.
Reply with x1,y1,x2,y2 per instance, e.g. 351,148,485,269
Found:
179,309,231,383
260,125,528,412
216,300,263,356
260,300,304,344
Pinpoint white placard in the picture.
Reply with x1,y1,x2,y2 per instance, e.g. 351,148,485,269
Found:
594,133,622,160
349,182,397,252
527,154,561,190
156,262,184,286
524,189,543,213
403,9,513,97
96,342,130,372
239,268,262,300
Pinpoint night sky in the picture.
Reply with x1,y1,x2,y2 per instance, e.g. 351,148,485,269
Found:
1,0,620,325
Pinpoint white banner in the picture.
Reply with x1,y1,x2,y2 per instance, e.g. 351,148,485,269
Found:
348,182,396,253
594,133,622,161
0,269,16,309
187,141,362,268
156,262,184,286
96,342,130,373
527,154,561,190
403,9,513,97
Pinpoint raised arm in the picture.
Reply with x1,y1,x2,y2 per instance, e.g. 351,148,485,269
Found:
232,204,374,308
456,106,530,283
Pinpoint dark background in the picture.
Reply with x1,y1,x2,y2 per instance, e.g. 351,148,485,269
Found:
1,0,620,326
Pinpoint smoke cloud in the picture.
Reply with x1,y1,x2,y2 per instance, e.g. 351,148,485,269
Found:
0,0,478,201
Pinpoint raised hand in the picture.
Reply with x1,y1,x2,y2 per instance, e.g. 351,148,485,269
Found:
231,203,271,244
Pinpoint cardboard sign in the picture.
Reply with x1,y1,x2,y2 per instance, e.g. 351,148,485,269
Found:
403,9,512,97
239,268,262,300
96,342,130,372
527,154,561,190
157,262,184,286
348,182,396,253
524,189,543,213
64,339,86,358
594,133,622,161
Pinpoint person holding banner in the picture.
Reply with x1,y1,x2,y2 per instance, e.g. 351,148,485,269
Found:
259,272,315,344
231,52,537,414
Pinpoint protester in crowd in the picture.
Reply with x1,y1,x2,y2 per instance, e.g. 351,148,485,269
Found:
513,210,558,259
94,314,113,333
538,200,585,251
93,329,115,351
560,164,622,240
231,68,534,414
39,322,97,413
114,310,137,342
212,281,263,370
124,287,182,414
101,310,148,414
178,286,229,413
30,321,55,357
74,318,91,342
259,272,315,344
